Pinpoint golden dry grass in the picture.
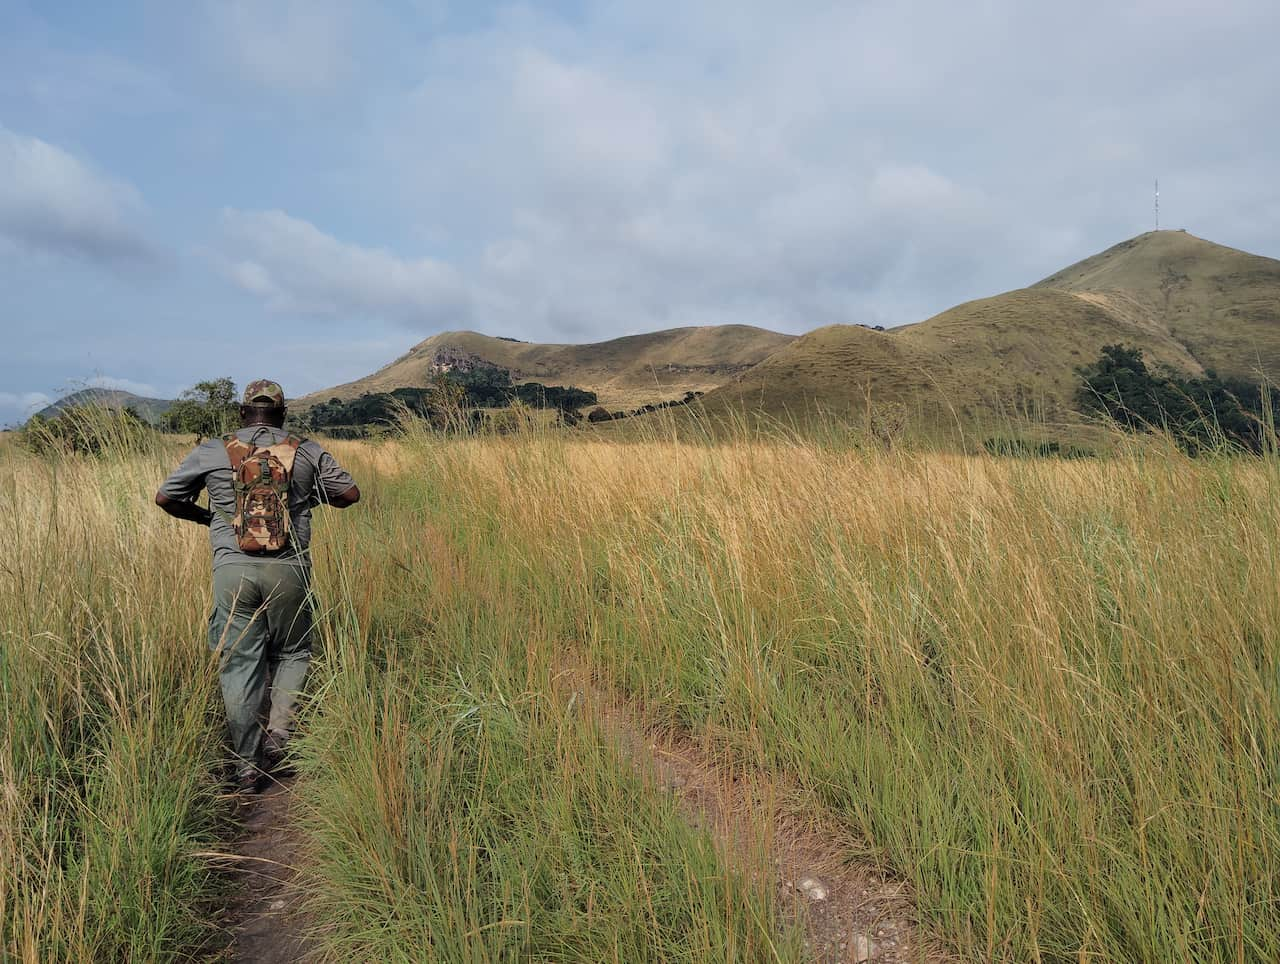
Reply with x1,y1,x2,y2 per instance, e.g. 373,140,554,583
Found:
364,427,1280,960
1,443,223,960
7,423,1280,961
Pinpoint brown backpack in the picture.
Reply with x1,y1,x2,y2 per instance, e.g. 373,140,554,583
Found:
222,434,302,554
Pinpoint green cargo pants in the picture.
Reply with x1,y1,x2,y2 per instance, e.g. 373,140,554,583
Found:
208,562,314,767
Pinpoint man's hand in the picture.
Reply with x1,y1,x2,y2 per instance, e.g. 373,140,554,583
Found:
329,484,361,508
155,492,213,526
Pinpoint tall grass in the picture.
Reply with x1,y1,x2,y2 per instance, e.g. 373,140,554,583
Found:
0,440,226,959
305,424,1279,962
295,442,804,961
8,420,1278,961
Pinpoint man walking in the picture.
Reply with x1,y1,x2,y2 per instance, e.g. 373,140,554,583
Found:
155,380,360,793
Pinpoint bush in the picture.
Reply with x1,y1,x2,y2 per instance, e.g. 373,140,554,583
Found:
21,405,155,457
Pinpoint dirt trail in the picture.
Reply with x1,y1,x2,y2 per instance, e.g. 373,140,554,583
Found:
211,689,953,962
221,775,318,963
561,667,956,964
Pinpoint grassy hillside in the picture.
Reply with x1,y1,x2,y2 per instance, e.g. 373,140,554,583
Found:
301,230,1280,432
296,325,796,411
697,232,1279,428
699,288,1200,427
1035,230,1280,380
690,323,958,424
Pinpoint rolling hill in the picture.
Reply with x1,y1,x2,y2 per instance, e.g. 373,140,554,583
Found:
35,388,173,423
1033,230,1280,380
295,325,798,411
697,231,1280,426
40,230,1265,434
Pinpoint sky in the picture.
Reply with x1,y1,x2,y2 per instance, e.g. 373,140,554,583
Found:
2,0,1278,424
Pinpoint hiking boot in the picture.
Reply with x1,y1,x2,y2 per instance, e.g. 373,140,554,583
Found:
263,730,293,776
235,767,261,795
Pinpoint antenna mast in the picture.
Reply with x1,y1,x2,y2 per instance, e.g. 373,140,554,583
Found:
1154,178,1160,231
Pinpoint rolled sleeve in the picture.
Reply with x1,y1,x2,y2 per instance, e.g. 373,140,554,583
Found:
158,446,209,502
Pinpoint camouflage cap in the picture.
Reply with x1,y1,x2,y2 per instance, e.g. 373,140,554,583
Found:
243,379,286,407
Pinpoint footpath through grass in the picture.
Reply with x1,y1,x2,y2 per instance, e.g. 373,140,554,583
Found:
302,429,1280,962
296,441,805,961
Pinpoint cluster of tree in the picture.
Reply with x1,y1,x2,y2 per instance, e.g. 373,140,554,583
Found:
446,363,596,411
299,387,457,435
299,365,598,434
163,378,239,439
586,391,705,423
1077,344,1279,454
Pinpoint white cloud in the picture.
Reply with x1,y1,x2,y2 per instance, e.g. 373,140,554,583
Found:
0,391,53,424
84,375,161,396
347,9,1039,338
164,0,1278,348
348,0,1280,340
0,126,152,263
216,209,470,327
204,0,353,93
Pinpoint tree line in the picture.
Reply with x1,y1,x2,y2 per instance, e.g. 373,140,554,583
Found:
1076,344,1279,453
301,364,598,434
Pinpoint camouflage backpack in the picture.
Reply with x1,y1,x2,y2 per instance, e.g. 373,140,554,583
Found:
222,434,302,554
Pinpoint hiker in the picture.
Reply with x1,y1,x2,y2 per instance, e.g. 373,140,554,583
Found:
155,380,360,794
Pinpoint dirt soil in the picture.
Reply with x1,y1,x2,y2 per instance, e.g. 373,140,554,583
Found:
221,775,319,963
562,668,957,964
212,686,956,963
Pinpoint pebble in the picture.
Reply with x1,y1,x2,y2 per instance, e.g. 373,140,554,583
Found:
851,934,875,962
796,876,829,901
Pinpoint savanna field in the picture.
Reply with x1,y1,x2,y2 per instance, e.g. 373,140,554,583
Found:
3,422,1279,962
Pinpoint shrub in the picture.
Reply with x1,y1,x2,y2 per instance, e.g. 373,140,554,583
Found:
21,405,155,457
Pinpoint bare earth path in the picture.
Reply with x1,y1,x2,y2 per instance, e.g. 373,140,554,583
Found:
561,666,958,964
212,691,956,963
221,776,318,963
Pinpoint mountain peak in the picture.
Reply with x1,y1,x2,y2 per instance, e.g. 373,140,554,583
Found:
1033,230,1277,292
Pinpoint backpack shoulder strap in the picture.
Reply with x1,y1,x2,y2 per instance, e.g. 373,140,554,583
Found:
264,435,302,473
222,434,256,471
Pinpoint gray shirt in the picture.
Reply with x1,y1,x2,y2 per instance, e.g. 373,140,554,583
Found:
158,426,355,569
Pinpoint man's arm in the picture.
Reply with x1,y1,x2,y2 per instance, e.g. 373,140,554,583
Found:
156,442,212,524
155,491,213,526
328,484,361,508
309,444,361,508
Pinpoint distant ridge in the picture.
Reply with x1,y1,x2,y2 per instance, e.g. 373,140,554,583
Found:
296,325,797,410
35,388,172,423
40,231,1280,433
697,231,1280,424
